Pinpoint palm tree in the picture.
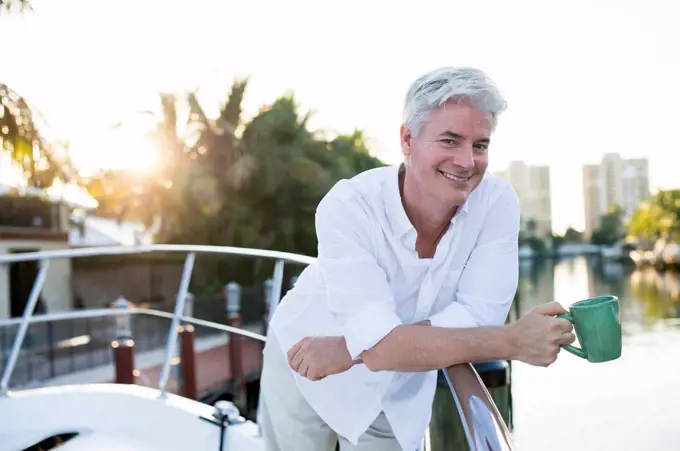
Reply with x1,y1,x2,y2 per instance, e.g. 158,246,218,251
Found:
1,4,78,188
188,79,248,198
133,93,196,243
0,83,77,187
0,0,31,15
233,94,334,253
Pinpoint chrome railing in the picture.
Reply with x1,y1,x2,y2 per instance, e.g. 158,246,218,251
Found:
441,364,514,451
0,244,514,450
0,245,312,395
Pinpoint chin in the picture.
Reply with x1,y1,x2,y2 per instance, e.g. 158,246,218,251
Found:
444,192,469,206
436,177,474,203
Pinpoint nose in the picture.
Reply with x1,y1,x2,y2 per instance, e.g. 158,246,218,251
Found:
451,146,475,172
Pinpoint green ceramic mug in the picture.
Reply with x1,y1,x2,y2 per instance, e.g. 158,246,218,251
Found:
556,295,622,363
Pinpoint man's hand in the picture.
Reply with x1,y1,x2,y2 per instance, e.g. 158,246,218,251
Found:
509,302,576,367
287,336,355,381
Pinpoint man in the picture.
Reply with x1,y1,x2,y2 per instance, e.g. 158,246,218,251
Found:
259,66,575,451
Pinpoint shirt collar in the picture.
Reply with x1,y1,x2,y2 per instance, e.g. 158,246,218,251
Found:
384,163,471,239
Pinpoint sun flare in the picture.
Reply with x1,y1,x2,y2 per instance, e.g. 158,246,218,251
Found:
120,136,160,173
70,129,162,176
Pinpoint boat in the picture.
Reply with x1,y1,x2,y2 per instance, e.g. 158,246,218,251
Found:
0,245,515,450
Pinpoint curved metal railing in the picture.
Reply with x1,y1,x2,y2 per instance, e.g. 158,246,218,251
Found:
0,244,316,266
0,245,514,450
441,365,514,450
0,245,305,397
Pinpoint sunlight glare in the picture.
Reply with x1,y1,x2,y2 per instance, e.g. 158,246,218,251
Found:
0,151,27,188
119,135,160,173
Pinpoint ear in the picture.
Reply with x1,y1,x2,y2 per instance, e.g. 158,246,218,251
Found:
400,124,412,158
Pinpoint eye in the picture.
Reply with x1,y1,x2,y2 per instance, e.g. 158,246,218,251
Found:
440,139,458,146
473,143,488,153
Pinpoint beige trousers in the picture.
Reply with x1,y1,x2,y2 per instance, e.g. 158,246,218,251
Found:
259,332,402,451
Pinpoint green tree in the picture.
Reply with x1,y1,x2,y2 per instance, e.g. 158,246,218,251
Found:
233,94,334,253
550,233,564,250
326,130,385,177
231,95,386,256
519,218,546,253
591,204,624,245
524,218,538,236
0,84,77,188
84,170,152,222
103,81,385,259
86,92,205,242
185,80,250,246
628,190,680,242
563,227,583,243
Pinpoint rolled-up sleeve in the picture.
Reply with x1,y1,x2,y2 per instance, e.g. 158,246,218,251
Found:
429,183,520,328
315,183,403,360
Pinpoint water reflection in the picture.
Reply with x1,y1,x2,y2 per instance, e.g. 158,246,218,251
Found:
516,256,680,333
512,256,680,451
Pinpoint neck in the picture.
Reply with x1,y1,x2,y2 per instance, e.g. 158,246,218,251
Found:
400,168,458,239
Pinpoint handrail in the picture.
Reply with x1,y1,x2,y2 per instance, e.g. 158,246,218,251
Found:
139,309,266,342
0,244,316,266
442,364,515,451
0,244,305,395
0,308,266,342
0,307,124,327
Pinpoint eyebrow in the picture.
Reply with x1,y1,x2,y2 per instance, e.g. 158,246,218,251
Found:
438,130,490,144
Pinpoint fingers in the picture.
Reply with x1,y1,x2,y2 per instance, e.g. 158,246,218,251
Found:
299,363,328,382
554,318,574,334
308,369,327,382
289,349,304,372
533,301,569,316
291,353,322,381
286,337,312,371
285,336,331,382
287,339,304,366
299,361,309,379
557,332,576,346
286,337,323,381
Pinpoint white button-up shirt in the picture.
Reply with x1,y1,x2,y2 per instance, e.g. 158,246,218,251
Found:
268,164,520,451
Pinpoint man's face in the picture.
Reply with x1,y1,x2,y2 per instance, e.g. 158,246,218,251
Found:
400,100,492,207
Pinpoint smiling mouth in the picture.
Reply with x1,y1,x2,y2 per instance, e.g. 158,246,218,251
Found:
438,170,473,182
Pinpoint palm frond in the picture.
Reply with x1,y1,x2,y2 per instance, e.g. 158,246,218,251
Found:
0,0,31,15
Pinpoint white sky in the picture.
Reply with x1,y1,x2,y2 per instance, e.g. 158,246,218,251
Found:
1,0,678,233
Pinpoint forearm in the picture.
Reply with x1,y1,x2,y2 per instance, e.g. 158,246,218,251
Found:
360,323,517,372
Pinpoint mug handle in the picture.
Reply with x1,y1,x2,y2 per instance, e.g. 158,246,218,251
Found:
556,313,587,359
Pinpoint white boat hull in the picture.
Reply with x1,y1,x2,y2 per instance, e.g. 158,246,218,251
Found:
0,383,264,450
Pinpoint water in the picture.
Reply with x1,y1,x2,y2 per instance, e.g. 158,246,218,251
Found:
511,257,680,451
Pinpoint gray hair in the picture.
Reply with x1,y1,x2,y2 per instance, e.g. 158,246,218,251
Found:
403,67,507,136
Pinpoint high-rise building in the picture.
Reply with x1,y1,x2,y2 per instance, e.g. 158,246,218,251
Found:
582,153,650,238
495,161,552,237
583,164,601,239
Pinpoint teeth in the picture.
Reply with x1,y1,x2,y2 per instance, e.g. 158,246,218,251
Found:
439,171,470,182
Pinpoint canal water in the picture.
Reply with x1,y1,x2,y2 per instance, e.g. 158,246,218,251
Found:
510,256,680,450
